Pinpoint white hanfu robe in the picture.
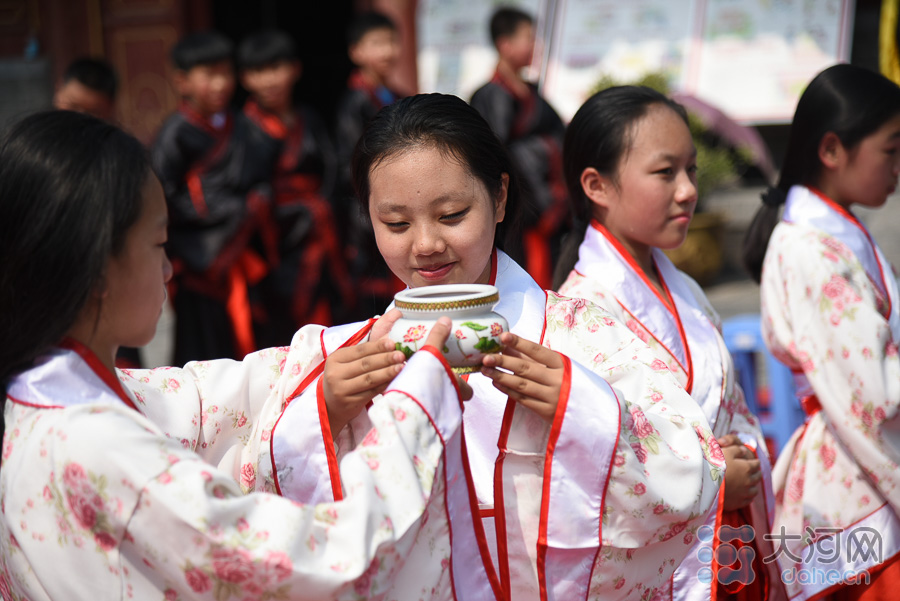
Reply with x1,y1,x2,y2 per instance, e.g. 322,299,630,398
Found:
261,250,723,601
0,333,466,600
559,221,783,601
760,185,900,600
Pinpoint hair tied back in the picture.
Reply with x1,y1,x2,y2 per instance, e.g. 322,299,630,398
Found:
761,187,787,208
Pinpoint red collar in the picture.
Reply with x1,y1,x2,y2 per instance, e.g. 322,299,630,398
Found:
59,337,138,411
178,101,230,136
589,220,694,392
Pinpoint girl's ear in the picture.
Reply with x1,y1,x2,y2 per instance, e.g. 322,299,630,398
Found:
818,131,846,171
580,167,615,211
494,173,509,224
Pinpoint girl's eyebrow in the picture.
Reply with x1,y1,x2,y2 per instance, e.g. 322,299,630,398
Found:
375,194,466,213
375,203,409,214
651,149,698,162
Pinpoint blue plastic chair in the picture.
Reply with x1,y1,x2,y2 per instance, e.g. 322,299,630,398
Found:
721,313,806,457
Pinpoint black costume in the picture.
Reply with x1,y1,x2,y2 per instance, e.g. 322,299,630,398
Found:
152,103,275,363
333,70,404,320
243,99,354,346
470,70,568,289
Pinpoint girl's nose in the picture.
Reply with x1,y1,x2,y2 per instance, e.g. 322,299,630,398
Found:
414,225,446,255
677,170,699,203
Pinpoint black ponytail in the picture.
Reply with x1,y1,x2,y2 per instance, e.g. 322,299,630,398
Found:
742,64,900,282
552,216,589,290
742,187,788,283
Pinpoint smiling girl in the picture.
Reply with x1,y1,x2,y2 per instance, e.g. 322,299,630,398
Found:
743,63,900,600
233,93,724,600
554,86,780,601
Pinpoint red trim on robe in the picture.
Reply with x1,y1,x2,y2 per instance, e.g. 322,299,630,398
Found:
6,395,64,410
59,337,137,410
614,300,690,383
179,104,234,219
418,345,463,402
536,354,572,601
589,384,623,585
270,319,375,497
493,399,517,599
808,187,892,319
243,99,288,140
316,377,343,501
461,415,505,598
591,220,695,392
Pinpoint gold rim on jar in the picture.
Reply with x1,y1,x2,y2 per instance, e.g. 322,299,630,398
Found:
394,292,500,312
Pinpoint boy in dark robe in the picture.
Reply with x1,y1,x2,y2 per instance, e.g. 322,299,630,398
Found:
334,11,405,320
238,29,353,345
470,7,567,289
152,31,275,363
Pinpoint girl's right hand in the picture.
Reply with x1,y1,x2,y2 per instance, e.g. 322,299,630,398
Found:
719,434,763,511
323,310,406,435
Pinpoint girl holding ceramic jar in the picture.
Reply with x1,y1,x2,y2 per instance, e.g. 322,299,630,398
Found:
237,93,724,601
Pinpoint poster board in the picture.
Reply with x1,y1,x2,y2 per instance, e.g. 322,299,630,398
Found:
417,0,855,124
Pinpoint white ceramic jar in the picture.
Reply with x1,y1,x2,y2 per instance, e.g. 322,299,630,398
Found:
390,284,509,373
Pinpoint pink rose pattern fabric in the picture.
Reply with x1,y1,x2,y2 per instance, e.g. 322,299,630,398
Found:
0,326,461,600
558,264,776,598
527,293,721,600
762,223,900,554
269,283,721,600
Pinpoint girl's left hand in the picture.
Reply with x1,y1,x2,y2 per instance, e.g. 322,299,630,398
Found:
717,434,762,511
480,332,565,423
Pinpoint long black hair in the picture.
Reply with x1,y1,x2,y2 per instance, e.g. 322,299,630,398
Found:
351,93,526,262
0,110,150,440
742,64,900,282
553,86,688,288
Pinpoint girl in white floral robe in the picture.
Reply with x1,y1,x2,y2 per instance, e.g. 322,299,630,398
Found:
744,64,900,600
260,249,724,601
559,223,782,601
555,86,782,601
228,94,724,601
4,334,467,601
0,111,472,601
